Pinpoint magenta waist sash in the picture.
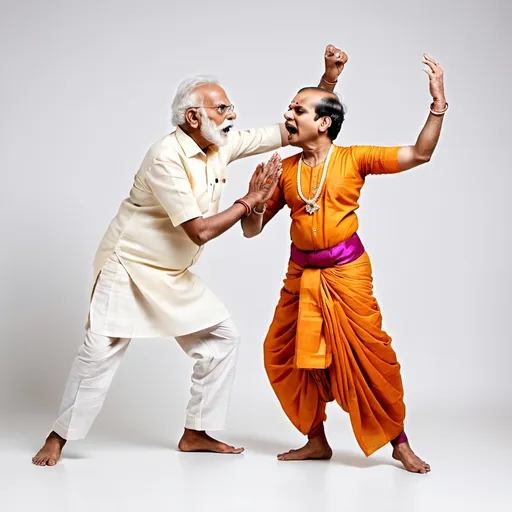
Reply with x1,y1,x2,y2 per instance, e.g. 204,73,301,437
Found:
290,233,365,268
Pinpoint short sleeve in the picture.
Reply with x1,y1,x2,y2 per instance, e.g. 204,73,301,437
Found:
146,158,202,227
227,124,282,163
351,146,401,177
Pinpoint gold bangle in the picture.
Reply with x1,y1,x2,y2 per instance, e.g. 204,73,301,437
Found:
322,74,338,86
430,102,449,116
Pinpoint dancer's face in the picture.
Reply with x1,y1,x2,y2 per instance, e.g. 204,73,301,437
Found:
283,89,332,147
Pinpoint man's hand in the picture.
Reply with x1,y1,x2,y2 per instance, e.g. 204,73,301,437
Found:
241,153,282,239
422,53,446,110
323,44,348,84
396,54,447,172
246,153,282,206
181,154,281,246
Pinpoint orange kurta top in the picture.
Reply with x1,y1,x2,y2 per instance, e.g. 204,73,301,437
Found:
264,145,401,369
265,145,402,251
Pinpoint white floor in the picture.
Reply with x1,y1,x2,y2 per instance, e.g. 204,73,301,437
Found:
2,409,510,512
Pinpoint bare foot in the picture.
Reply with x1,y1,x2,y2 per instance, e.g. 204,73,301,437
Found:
392,441,431,473
277,434,333,461
178,429,244,454
32,432,66,467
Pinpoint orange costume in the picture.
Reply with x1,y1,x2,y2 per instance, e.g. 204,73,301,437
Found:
263,145,406,456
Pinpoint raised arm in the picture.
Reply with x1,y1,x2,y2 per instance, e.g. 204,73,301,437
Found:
318,44,348,92
278,44,348,145
397,54,448,171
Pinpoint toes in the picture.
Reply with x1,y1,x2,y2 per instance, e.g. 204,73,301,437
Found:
218,443,243,454
277,450,303,461
224,445,243,454
280,453,300,461
416,462,430,474
48,459,57,466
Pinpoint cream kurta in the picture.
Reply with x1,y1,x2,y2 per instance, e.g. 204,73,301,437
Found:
90,124,282,338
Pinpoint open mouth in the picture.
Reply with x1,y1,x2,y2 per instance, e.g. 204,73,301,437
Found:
285,123,297,135
222,125,234,134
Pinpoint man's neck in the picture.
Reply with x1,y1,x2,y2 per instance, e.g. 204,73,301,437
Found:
180,125,211,153
301,138,332,167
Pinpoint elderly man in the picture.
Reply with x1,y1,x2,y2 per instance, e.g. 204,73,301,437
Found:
242,54,447,473
32,46,347,466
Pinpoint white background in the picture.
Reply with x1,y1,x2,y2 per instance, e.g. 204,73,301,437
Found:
1,0,510,511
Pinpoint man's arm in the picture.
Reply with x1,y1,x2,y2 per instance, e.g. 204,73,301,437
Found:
182,202,255,246
397,54,447,171
183,154,282,246
228,125,283,162
318,44,348,92
146,154,280,247
241,210,264,238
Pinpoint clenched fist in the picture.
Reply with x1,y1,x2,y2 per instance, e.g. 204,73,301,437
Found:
324,44,348,83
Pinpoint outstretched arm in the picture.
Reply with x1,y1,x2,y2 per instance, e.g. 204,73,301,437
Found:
398,54,447,171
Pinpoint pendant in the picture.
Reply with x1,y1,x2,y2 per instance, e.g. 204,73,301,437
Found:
305,202,320,214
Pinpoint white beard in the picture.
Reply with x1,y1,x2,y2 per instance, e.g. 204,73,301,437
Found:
199,110,234,147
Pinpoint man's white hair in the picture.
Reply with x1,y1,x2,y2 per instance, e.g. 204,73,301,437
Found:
171,75,220,126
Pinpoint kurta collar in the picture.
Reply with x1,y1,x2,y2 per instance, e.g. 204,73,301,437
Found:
175,126,219,158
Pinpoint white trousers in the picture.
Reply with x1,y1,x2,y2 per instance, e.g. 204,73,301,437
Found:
52,319,240,440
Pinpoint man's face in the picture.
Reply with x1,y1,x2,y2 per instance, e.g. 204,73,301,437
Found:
195,84,237,146
283,90,328,147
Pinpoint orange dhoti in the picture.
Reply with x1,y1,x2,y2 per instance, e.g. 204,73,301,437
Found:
264,252,406,456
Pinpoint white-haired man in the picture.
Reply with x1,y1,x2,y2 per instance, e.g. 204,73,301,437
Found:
32,46,347,466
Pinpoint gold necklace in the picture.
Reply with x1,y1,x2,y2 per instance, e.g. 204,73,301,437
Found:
296,145,334,214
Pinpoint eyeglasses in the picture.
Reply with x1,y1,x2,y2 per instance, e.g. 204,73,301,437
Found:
189,104,235,115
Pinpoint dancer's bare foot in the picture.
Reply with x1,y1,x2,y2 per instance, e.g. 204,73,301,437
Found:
32,431,66,467
178,429,244,454
392,441,431,473
277,434,333,461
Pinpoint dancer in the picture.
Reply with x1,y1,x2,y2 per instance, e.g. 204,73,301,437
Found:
242,54,446,473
